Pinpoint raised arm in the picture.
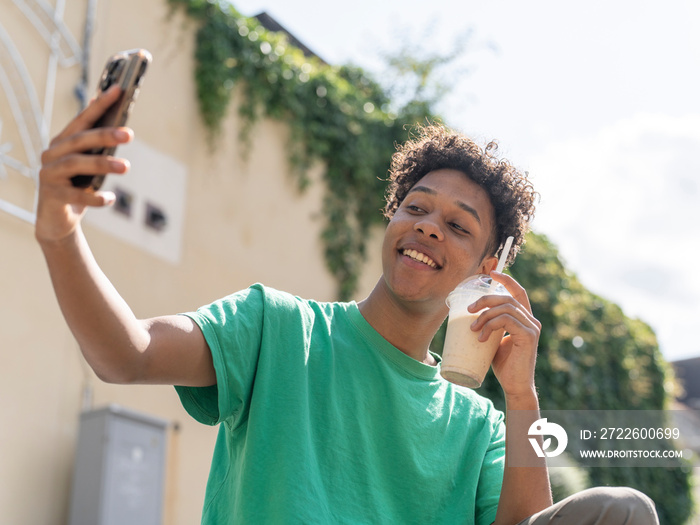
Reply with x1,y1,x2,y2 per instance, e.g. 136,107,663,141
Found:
36,86,215,387
468,271,552,524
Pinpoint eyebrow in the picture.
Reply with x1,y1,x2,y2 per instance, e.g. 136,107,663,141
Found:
407,185,482,224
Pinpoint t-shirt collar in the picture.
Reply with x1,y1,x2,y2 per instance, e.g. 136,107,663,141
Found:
346,302,444,381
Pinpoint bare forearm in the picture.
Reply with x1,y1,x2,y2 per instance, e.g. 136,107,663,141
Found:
35,90,215,387
494,389,553,525
39,226,150,383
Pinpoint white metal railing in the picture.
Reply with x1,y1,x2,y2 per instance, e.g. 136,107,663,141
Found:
12,0,81,68
0,0,85,224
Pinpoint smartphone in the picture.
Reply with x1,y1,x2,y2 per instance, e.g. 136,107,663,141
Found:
71,49,152,190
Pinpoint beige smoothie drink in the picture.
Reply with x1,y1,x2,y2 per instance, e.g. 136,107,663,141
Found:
440,274,510,388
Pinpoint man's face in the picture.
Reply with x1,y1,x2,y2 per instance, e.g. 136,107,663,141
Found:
381,168,498,309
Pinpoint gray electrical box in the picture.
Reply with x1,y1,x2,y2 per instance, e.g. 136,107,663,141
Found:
68,405,169,525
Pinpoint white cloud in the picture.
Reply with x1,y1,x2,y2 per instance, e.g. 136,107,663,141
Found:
530,113,700,361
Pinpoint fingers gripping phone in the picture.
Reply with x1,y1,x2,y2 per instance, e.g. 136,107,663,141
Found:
71,49,152,190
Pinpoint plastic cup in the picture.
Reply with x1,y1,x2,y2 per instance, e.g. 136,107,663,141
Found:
440,274,511,388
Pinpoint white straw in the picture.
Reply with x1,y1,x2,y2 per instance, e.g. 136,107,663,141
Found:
495,236,514,274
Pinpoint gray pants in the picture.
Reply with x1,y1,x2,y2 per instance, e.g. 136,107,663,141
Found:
517,487,659,525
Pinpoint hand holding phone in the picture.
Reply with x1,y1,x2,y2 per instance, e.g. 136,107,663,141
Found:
70,49,151,190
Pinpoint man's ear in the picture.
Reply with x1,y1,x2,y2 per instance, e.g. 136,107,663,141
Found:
479,256,499,275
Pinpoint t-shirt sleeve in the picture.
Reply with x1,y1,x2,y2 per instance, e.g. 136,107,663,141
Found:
174,284,265,427
474,407,505,525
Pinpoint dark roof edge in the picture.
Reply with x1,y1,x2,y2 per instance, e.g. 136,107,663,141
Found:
254,11,327,65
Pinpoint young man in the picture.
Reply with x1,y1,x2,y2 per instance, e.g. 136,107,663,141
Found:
37,87,658,524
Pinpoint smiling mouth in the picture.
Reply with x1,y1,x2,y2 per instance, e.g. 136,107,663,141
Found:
401,249,440,269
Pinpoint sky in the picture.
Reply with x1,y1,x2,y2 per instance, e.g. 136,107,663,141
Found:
229,0,700,362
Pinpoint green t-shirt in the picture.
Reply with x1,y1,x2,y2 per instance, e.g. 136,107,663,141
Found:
176,284,504,524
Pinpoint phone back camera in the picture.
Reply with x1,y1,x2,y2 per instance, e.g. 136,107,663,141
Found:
135,60,148,86
100,59,125,91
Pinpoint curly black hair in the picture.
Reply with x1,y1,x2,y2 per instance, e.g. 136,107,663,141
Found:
384,124,538,267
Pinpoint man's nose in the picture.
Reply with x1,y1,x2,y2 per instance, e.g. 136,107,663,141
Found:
414,217,444,241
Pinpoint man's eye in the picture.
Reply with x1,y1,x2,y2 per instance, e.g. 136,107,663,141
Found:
406,205,425,213
450,222,468,234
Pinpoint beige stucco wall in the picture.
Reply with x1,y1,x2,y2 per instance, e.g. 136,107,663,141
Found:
0,1,384,523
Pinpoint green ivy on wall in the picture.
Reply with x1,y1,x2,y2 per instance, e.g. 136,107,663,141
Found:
167,0,437,300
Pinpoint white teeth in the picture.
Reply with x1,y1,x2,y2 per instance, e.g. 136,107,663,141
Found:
402,249,437,268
